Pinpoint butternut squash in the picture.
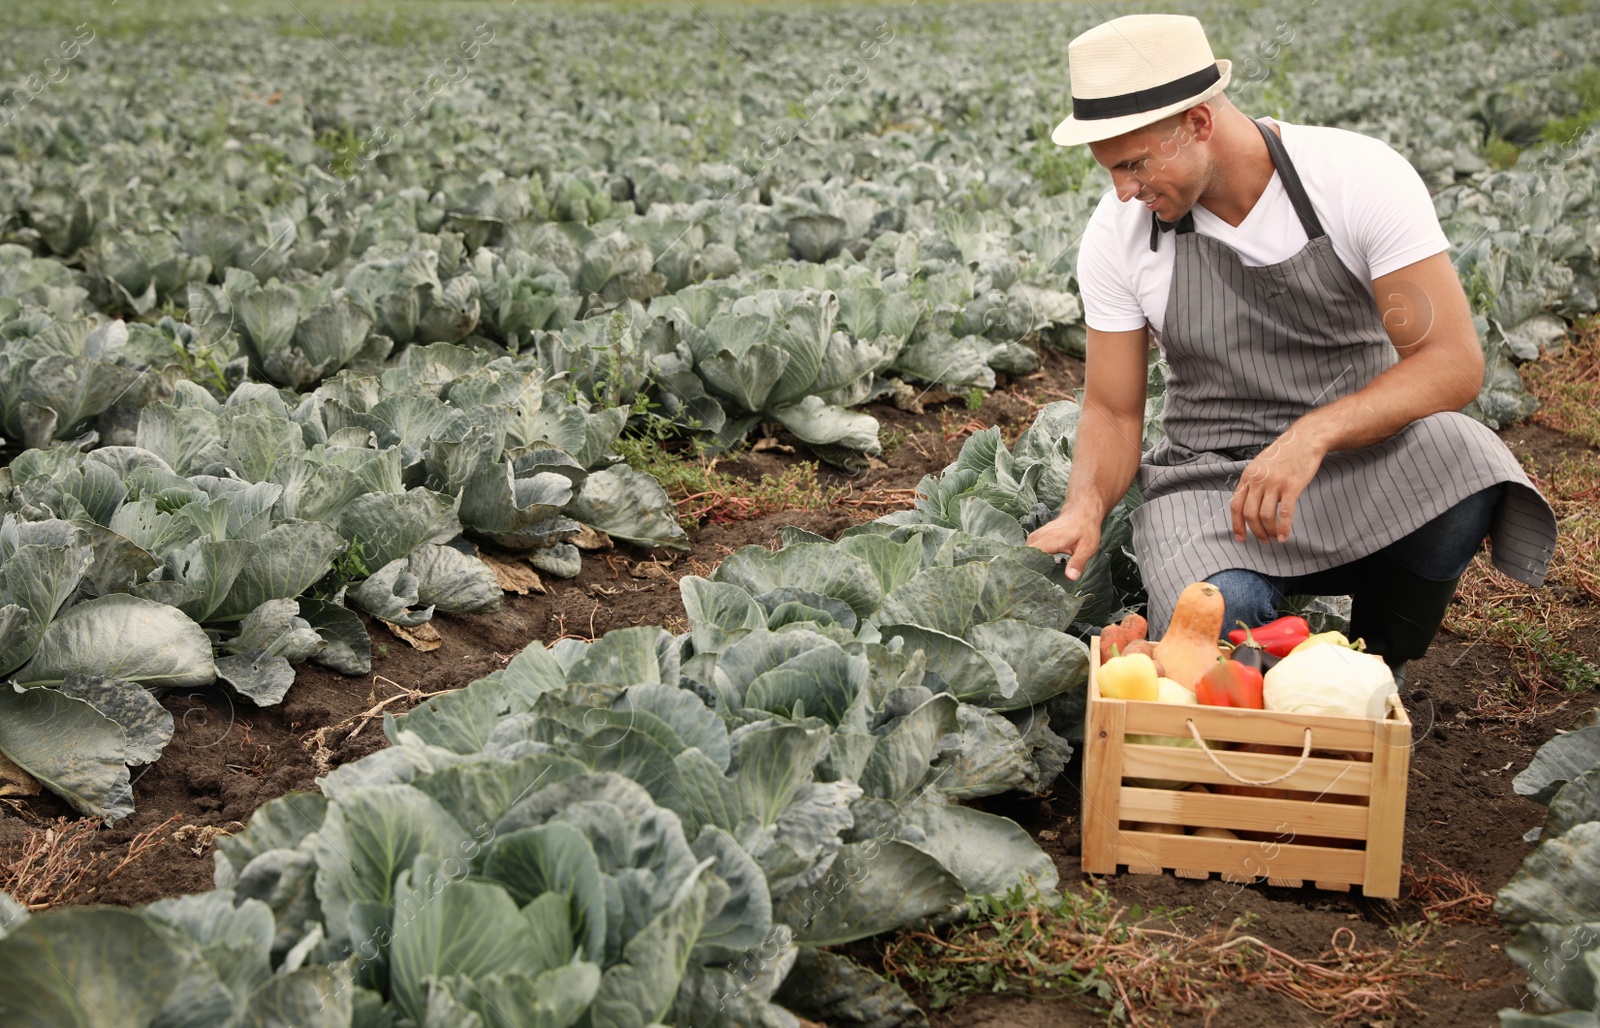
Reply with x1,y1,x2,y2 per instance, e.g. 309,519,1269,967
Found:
1154,582,1226,689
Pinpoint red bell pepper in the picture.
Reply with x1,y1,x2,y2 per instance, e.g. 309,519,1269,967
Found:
1226,615,1311,658
1195,655,1264,709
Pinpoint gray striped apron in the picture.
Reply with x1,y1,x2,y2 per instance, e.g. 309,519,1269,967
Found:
1130,120,1558,635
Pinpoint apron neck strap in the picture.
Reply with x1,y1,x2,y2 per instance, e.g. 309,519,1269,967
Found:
1254,118,1325,240
1148,210,1195,252
1147,117,1326,252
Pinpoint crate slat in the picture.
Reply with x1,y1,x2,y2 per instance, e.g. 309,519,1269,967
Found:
1114,830,1369,884
1121,744,1373,796
1122,699,1380,753
1081,684,1126,875
1361,705,1412,899
1119,786,1370,840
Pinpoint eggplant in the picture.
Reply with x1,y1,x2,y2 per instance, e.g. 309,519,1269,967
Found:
1227,642,1280,674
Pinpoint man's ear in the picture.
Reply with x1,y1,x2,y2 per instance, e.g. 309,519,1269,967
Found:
1184,103,1217,145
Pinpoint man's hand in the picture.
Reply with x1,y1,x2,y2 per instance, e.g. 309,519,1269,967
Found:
1229,425,1328,543
1026,324,1147,578
1026,506,1102,581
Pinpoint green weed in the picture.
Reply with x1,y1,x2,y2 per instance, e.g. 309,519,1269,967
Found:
1483,136,1522,169
1544,64,1600,143
167,337,231,399
881,881,1452,1022
315,127,366,180
881,883,1127,1010
244,142,302,206
615,432,846,531
310,537,374,600
686,103,738,163
879,425,911,458
1021,121,1099,197
1461,263,1497,315
148,306,234,397
1488,605,1600,692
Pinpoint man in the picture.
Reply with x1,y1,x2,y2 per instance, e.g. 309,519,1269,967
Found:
1024,14,1558,684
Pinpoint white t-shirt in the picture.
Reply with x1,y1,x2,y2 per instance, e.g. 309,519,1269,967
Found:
1077,118,1451,341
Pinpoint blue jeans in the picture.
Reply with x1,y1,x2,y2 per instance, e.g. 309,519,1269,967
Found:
1204,484,1504,669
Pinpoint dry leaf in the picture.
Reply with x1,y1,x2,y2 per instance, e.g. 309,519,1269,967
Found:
867,457,888,470
172,823,241,857
481,553,546,595
0,749,40,797
891,379,924,414
629,559,676,581
752,436,795,455
571,527,613,551
384,620,441,652
891,378,955,414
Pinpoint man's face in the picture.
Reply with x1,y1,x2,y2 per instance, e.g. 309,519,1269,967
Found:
1088,115,1207,223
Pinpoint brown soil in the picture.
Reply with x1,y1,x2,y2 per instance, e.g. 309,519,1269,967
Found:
2,344,1590,1028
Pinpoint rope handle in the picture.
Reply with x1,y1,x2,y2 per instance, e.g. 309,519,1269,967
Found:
1184,719,1313,787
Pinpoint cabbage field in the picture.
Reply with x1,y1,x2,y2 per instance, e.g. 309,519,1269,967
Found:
0,0,1598,1024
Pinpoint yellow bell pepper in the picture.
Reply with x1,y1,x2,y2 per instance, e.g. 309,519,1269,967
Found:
1288,631,1367,655
1099,652,1159,701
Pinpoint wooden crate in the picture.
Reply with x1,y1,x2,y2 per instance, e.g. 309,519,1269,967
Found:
1080,636,1411,898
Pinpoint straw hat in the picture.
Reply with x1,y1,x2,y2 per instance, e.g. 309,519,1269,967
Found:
1051,14,1233,147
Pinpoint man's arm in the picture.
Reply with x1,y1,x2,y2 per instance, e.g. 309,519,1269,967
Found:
1025,325,1150,580
1301,253,1485,449
1230,251,1485,543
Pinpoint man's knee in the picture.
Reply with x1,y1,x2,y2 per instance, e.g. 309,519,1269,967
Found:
1348,557,1463,667
1202,568,1280,638
1205,568,1269,598
1385,484,1504,581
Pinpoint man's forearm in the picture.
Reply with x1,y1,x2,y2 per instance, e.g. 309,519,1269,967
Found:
1062,401,1145,518
1296,341,1480,455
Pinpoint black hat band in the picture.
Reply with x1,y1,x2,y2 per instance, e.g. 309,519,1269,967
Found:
1072,64,1221,121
